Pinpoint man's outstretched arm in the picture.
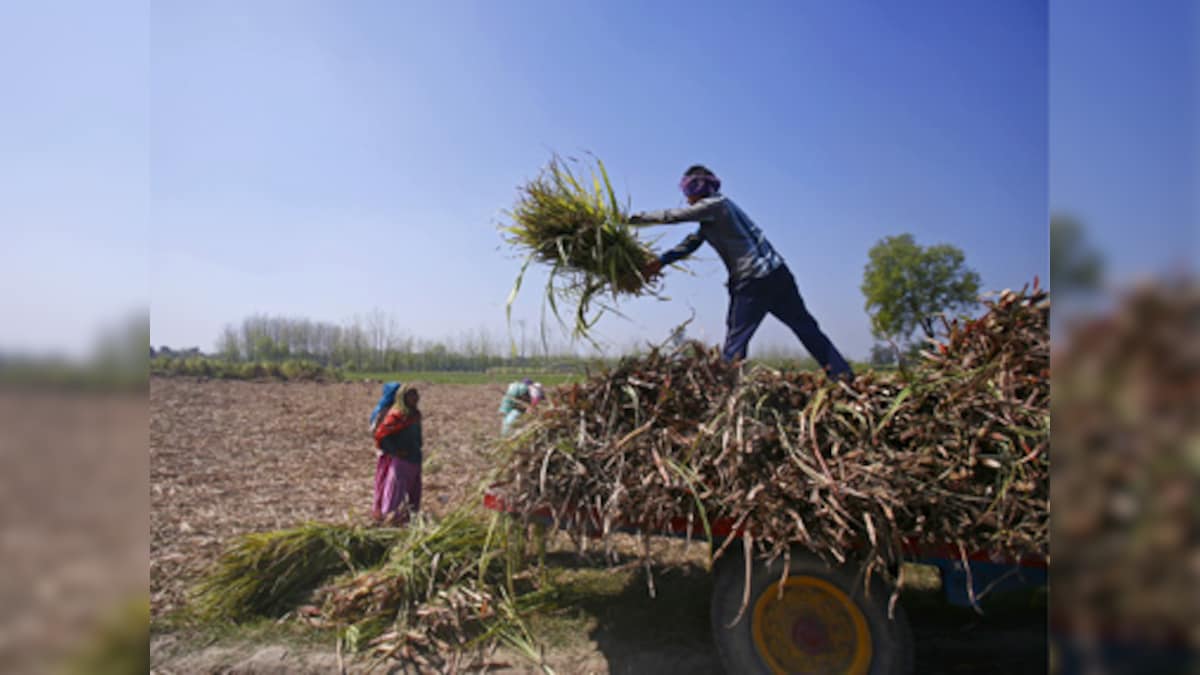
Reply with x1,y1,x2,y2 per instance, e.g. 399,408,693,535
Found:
629,197,724,225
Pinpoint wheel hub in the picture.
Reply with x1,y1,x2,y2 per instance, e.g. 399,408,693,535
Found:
791,614,832,653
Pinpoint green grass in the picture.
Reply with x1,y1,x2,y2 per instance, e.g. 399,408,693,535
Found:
344,370,584,386
151,356,339,382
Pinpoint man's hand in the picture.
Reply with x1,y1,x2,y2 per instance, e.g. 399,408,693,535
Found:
643,258,663,281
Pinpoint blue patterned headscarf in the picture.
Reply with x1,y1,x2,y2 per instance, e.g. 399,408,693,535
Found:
679,171,721,199
370,382,401,426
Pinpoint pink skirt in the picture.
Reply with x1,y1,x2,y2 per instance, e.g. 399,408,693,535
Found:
372,453,422,524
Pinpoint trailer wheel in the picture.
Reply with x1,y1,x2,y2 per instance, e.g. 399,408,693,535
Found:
711,546,913,675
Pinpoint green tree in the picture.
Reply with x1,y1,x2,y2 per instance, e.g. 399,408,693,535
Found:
1050,214,1104,295
861,234,982,342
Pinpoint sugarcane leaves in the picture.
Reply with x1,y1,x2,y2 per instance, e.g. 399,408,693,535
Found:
506,254,536,356
593,155,623,221
501,153,668,349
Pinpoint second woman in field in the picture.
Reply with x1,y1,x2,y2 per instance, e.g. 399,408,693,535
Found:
371,383,423,526
498,378,544,436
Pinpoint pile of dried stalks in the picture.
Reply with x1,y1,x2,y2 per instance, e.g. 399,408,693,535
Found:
500,284,1050,594
317,507,548,668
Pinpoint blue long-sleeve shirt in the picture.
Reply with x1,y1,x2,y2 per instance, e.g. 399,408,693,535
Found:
633,194,784,287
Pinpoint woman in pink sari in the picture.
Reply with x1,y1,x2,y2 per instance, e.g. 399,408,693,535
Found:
370,384,423,526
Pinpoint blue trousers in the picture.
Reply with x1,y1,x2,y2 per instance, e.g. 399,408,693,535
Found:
723,265,854,379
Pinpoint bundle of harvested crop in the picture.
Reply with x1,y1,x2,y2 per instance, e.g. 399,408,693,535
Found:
188,523,402,622
501,153,662,346
189,509,554,671
317,507,551,668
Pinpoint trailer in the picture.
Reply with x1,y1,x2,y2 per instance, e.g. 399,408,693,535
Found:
483,485,1047,675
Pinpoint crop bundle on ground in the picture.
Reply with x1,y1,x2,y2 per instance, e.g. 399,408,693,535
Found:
1051,280,1200,645
499,284,1049,599
317,508,539,663
189,510,551,671
189,523,403,622
501,154,662,344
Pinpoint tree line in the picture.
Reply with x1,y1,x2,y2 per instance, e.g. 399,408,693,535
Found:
153,311,600,374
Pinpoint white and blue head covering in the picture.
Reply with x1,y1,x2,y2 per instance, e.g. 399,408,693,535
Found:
370,381,402,426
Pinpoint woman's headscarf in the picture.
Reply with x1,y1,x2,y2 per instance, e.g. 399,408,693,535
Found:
392,383,420,418
370,381,401,426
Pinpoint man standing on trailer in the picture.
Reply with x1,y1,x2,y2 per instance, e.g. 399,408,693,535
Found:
630,164,854,381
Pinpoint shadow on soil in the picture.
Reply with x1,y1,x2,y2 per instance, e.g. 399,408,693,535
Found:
538,554,720,675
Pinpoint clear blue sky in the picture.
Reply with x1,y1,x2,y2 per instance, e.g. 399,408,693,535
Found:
1050,0,1197,286
148,0,1049,360
7,1,1062,359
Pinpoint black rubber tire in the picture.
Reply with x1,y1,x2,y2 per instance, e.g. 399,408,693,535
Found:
710,544,914,675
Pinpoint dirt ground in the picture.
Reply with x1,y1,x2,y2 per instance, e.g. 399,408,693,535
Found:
150,377,1046,674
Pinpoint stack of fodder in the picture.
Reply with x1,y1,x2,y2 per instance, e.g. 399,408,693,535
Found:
1052,280,1200,646
189,510,554,670
501,153,661,344
189,523,402,622
317,507,551,668
500,284,1049,593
